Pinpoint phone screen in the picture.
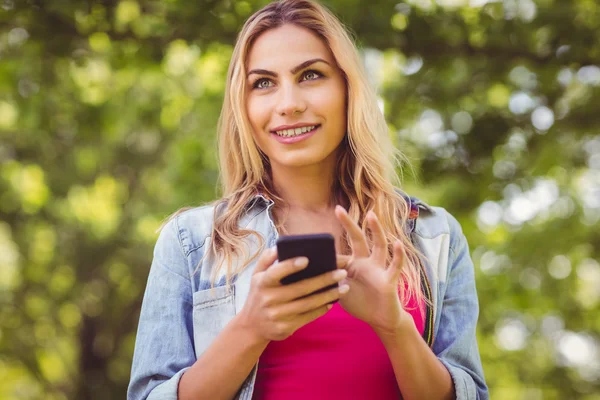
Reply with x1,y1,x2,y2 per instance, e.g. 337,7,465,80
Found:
276,233,337,289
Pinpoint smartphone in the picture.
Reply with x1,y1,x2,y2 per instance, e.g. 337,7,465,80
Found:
276,233,338,293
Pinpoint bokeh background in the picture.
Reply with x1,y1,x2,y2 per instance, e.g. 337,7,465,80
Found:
1,0,599,398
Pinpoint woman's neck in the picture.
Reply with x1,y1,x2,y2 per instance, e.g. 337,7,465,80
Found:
271,162,336,214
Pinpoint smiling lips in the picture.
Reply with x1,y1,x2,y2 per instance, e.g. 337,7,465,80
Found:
270,124,321,144
273,125,319,137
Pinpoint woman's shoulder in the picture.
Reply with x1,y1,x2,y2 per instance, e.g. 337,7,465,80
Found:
161,196,270,256
173,203,219,228
155,204,218,258
408,196,473,286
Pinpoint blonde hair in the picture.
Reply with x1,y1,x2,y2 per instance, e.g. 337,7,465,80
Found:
171,0,425,308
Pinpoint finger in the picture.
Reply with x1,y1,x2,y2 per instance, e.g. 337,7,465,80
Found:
387,240,406,282
263,257,309,286
293,304,333,329
334,205,369,257
336,254,351,269
279,269,347,302
277,284,349,317
253,247,278,274
366,210,387,265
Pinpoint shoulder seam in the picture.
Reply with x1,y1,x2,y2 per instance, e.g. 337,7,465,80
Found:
178,204,218,257
174,214,189,260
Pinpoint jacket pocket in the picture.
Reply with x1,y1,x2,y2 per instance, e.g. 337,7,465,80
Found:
192,284,236,359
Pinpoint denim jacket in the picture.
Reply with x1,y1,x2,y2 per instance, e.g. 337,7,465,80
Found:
127,195,489,400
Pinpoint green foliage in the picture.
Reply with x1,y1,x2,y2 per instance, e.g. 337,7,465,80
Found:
1,0,599,398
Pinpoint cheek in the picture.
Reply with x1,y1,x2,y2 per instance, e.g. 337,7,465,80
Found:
246,96,273,156
246,96,269,132
313,84,346,127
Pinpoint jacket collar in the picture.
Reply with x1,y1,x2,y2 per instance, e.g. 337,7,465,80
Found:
248,188,432,215
408,196,433,213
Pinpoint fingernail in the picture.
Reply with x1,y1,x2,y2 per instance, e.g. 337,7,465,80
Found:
294,257,309,267
339,284,350,294
327,304,333,310
333,269,347,280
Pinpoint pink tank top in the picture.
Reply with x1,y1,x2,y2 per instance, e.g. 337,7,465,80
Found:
252,293,425,399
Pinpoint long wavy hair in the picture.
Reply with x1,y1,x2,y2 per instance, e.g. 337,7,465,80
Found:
170,0,425,308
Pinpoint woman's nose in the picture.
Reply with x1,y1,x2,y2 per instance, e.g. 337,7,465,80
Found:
275,83,306,116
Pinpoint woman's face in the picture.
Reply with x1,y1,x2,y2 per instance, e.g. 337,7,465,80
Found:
245,24,347,171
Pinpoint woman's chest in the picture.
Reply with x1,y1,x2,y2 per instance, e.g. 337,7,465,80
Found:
281,214,346,254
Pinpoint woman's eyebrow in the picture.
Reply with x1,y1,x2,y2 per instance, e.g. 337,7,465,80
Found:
247,58,330,78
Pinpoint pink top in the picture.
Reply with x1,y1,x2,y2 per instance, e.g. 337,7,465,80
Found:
252,292,425,400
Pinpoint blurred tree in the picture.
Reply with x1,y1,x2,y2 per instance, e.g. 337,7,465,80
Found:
0,0,598,399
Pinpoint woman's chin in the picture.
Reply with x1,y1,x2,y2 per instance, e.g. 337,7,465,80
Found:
269,154,325,170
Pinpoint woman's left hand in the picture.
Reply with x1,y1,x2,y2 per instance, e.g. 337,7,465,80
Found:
334,205,411,337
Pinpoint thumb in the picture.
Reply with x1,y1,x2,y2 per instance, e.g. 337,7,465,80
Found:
254,247,278,274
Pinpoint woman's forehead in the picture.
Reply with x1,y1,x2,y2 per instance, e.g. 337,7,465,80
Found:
246,24,334,71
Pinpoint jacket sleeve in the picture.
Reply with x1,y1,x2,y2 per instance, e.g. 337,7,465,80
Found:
127,217,195,400
433,210,489,400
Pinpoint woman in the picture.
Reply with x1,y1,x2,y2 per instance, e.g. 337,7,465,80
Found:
127,0,488,399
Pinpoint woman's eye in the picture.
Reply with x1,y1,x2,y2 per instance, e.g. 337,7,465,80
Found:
254,78,273,89
302,70,322,81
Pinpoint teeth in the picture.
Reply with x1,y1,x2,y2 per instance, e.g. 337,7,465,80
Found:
275,125,317,137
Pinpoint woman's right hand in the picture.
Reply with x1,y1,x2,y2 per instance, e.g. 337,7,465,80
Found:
237,247,349,342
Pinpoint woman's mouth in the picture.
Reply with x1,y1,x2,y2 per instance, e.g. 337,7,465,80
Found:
271,124,321,144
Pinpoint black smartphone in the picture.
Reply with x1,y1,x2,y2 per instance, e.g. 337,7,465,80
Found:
276,233,338,292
